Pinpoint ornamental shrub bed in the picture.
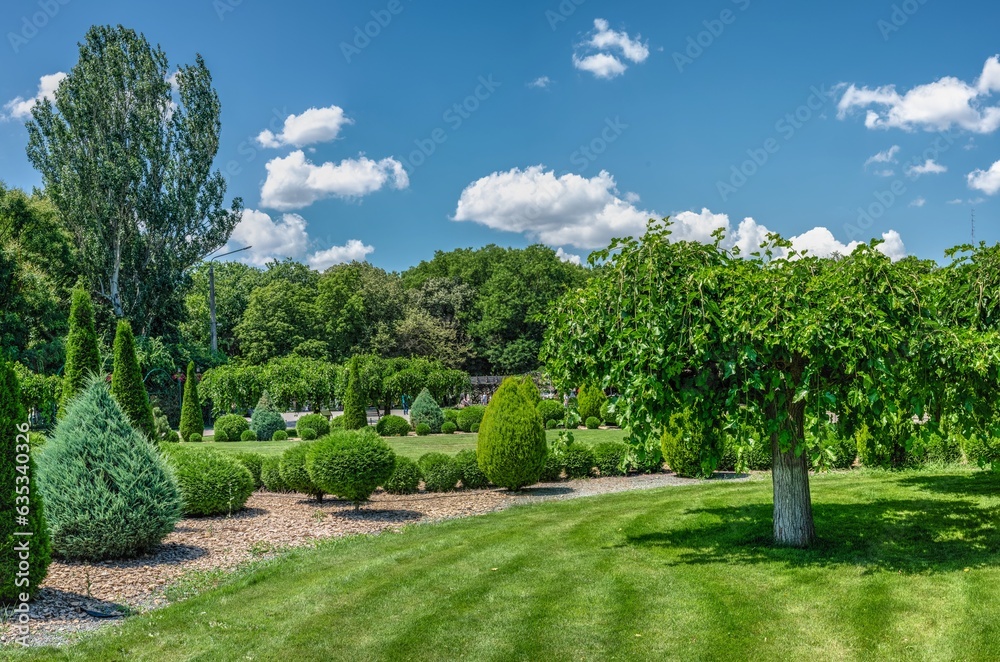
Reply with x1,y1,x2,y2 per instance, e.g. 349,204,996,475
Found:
415,423,431,436
585,416,601,430
280,442,325,501
563,444,596,479
411,388,444,433
272,429,288,441
214,414,249,442
536,399,565,425
454,449,489,489
593,441,628,476
419,452,462,492
297,413,331,439
376,415,412,437
234,452,265,488
456,405,486,432
261,456,291,492
307,429,396,507
251,409,286,444
168,448,255,517
383,456,422,495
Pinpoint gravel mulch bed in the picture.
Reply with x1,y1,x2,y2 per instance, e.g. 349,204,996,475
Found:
1,471,751,648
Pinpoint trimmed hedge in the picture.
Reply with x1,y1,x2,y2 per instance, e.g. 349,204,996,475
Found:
306,430,396,507
280,442,325,501
214,414,249,443
251,409,286,444
470,422,480,433
416,423,431,436
593,441,628,476
585,416,601,430
179,362,204,443
419,452,462,492
536,400,565,425
300,427,318,440
443,408,460,425
296,413,330,439
376,415,412,437
456,405,486,433
38,380,181,560
272,429,289,441
411,388,444,433
476,377,546,490
539,449,564,482
341,357,367,430
563,444,596,479
241,429,258,442
441,421,458,435
546,419,558,430
233,452,265,488
576,384,606,423
384,455,422,495
454,449,489,489
110,320,156,440
261,456,291,492
168,448,255,517
189,433,203,443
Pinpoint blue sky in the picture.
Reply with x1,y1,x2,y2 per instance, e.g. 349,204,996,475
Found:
2,0,999,270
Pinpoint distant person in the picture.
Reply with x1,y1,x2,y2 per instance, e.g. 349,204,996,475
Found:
402,394,409,416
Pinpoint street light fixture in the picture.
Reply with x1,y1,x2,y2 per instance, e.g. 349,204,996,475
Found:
207,245,252,353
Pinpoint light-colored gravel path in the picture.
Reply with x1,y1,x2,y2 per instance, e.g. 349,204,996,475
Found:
1,470,753,648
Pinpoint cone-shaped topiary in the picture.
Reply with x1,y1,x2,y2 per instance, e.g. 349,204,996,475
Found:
37,379,182,560
251,390,286,442
60,284,101,414
516,377,541,407
306,429,396,508
256,390,277,412
110,320,156,440
341,357,367,430
661,409,721,479
476,377,547,490
410,387,444,433
179,362,204,442
1,362,51,603
576,384,607,423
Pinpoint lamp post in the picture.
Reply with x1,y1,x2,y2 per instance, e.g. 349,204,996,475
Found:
207,246,252,353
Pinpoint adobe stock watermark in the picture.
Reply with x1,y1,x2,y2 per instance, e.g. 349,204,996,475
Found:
717,84,835,202
10,421,34,646
569,117,628,172
213,0,243,21
221,106,288,182
672,0,751,73
845,130,956,240
8,0,71,54
340,0,413,63
400,75,500,172
877,0,930,41
545,0,586,31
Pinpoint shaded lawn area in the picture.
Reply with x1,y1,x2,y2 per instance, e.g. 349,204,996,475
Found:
7,469,1000,661
178,428,627,460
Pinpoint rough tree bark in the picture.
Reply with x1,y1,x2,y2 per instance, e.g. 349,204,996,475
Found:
770,396,816,547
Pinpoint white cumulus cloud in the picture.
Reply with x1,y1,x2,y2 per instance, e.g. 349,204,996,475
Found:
555,247,582,266
573,19,649,80
308,239,375,271
3,72,66,120
865,145,900,167
838,55,1000,133
227,209,374,270
257,105,353,148
968,160,1000,195
906,159,947,177
260,150,409,210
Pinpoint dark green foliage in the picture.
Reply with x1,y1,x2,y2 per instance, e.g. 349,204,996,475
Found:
600,399,619,426
576,384,606,423
963,434,999,470
443,408,460,424
922,433,962,465
307,430,396,507
260,456,291,492
411,388,444,433
470,422,480,433
153,406,173,442
416,423,431,436
454,449,489,489
233,452,264,488
721,428,772,472
329,416,346,431
536,399,564,425
419,453,462,492
632,438,665,474
856,424,922,469
168,448,255,516
37,380,182,560
213,414,249,443
441,421,458,435
1,362,51,602
384,456,422,495
563,445,596,479
661,410,721,479
477,377,547,490
241,430,258,442
179,362,204,442
110,320,156,440
296,413,330,439
546,419,558,430
456,405,486,432
539,449,564,482
300,427,318,441
189,433,203,443
376,415,411,437
272,429,289,441
585,416,601,430
60,284,101,413
280,443,325,501
341,357,368,430
593,441,628,477
251,410,286,444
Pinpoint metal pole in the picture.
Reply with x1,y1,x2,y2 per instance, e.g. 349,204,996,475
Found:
205,245,252,354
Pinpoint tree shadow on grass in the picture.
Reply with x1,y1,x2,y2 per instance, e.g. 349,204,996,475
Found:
624,480,1000,574
897,470,1000,497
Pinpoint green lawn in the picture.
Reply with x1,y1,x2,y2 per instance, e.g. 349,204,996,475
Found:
7,469,1000,660
179,428,627,460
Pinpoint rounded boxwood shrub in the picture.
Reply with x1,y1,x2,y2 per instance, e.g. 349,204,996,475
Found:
241,429,258,442
280,442,325,501
251,409,286,444
546,419,558,430
296,413,330,439
593,441,628,476
585,416,601,430
419,452,462,492
661,410,720,479
454,449,489,489
576,384,607,423
189,433,203,443
168,448,255,516
233,452,264,488
376,414,412,437
415,423,431,436
536,399,564,425
383,455,422,495
272,429,289,441
563,444,596,479
476,377,547,490
470,422,480,434
443,408,460,425
411,388,444,433
441,421,458,435
260,456,291,492
329,415,346,431
300,427,318,440
214,414,249,443
307,430,396,507
38,380,182,560
456,405,486,432
539,450,564,482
